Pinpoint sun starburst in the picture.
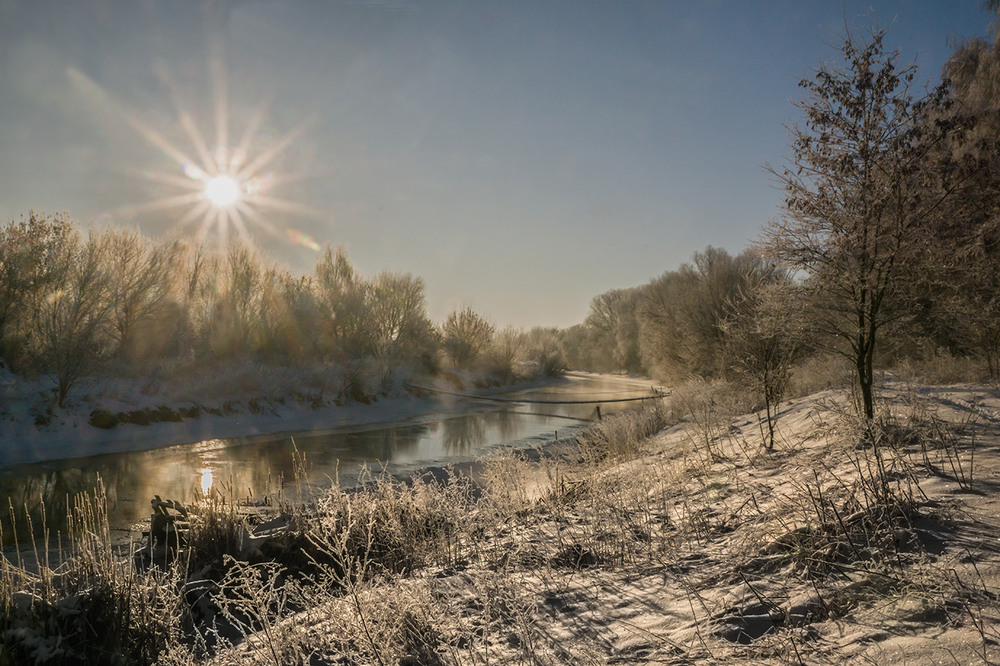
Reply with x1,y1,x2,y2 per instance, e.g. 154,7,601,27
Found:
69,48,323,252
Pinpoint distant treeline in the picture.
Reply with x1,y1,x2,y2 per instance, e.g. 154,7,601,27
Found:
562,247,790,380
0,213,564,407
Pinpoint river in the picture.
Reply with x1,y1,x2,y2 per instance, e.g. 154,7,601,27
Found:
0,373,662,544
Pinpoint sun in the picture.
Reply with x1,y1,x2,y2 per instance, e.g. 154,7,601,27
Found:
68,53,323,251
204,175,241,208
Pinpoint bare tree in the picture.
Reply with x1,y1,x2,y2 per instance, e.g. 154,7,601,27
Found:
722,281,802,449
761,26,952,422
105,228,172,363
638,247,778,382
443,307,495,369
34,227,114,406
0,212,75,369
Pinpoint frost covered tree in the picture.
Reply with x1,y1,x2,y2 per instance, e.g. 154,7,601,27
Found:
489,326,524,381
761,26,953,422
0,212,75,369
34,227,114,406
922,24,1000,376
443,307,495,369
638,247,778,382
585,289,643,374
105,228,172,362
722,281,801,449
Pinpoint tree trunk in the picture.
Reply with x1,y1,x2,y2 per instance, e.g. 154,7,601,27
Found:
765,399,776,449
855,330,875,424
860,362,874,421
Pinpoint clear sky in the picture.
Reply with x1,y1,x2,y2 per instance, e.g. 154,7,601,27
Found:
0,1,992,328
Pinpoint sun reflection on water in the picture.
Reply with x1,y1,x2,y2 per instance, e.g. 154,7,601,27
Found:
199,467,214,496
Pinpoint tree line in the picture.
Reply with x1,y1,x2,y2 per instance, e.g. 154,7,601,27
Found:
0,214,564,407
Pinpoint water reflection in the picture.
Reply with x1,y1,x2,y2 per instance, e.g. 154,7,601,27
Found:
491,409,518,444
0,456,144,546
442,414,486,453
199,467,214,496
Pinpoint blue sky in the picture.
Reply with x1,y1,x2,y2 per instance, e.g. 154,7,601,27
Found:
0,1,992,327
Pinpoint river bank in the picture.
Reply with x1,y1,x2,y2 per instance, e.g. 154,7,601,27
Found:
0,364,623,468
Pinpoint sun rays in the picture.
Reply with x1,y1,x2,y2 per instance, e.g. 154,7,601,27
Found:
68,53,323,252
